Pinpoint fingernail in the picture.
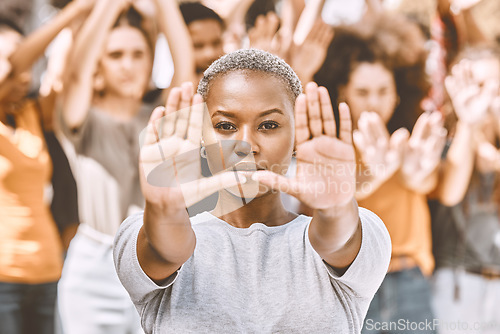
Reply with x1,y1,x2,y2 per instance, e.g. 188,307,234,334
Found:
251,173,260,182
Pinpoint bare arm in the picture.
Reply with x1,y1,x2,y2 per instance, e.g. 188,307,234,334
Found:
309,198,362,270
8,1,93,79
61,0,126,130
437,121,476,205
153,0,195,90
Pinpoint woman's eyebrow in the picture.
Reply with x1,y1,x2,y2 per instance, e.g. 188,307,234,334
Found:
259,108,284,117
212,109,284,118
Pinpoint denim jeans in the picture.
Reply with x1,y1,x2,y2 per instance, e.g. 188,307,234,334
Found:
0,281,58,334
362,267,436,334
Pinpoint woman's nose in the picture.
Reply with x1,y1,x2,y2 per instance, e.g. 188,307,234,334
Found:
235,128,259,157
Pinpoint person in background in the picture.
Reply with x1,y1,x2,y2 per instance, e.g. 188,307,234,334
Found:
431,45,500,334
0,1,96,333
179,2,225,84
315,13,447,334
57,0,194,332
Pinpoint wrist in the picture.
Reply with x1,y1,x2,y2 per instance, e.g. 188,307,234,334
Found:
316,197,358,220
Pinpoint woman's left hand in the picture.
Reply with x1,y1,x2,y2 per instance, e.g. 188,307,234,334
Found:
253,82,356,209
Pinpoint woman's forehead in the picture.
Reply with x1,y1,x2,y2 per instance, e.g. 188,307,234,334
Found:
206,70,296,111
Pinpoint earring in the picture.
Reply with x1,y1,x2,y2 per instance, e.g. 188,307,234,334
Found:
200,146,207,159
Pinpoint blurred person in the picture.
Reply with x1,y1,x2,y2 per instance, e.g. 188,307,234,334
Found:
179,2,224,83
0,1,98,333
431,45,500,334
57,0,194,333
315,14,447,334
114,48,391,334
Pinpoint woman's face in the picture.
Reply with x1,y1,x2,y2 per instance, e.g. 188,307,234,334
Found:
204,70,295,198
339,62,398,127
98,25,152,99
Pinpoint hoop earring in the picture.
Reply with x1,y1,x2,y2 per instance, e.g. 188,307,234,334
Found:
200,146,207,159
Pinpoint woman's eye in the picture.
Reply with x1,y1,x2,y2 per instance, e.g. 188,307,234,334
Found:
259,121,279,130
214,122,236,131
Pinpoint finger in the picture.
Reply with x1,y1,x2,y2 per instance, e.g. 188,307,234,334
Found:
410,112,431,142
370,112,390,143
387,127,409,168
295,94,310,145
362,112,380,145
306,21,321,42
353,129,367,152
318,86,336,137
305,82,323,137
338,102,353,144
251,170,302,198
187,94,204,145
175,83,194,138
266,12,280,38
319,24,334,47
389,128,410,157
357,112,375,144
165,87,181,136
181,171,248,208
142,106,166,145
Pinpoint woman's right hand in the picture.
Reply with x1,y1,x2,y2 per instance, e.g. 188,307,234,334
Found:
140,82,247,211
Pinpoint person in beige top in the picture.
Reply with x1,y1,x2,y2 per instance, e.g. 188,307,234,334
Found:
56,0,195,332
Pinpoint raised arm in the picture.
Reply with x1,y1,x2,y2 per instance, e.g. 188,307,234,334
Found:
437,57,496,205
8,0,93,79
153,0,195,89
61,0,127,130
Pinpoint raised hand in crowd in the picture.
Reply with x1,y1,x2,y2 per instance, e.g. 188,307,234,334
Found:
399,111,447,193
290,20,334,85
248,12,282,57
438,49,500,205
445,58,498,124
353,112,409,199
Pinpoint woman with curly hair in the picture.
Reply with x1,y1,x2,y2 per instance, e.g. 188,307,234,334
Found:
315,14,447,334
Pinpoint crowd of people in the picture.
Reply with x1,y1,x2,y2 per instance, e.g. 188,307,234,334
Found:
1,0,499,333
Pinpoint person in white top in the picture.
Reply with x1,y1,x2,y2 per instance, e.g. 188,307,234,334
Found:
114,49,392,334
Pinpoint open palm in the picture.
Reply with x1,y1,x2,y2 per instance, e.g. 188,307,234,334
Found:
140,82,244,209
254,83,356,209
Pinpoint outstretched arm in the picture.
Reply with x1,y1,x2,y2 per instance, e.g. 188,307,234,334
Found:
138,83,246,282
254,83,361,270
